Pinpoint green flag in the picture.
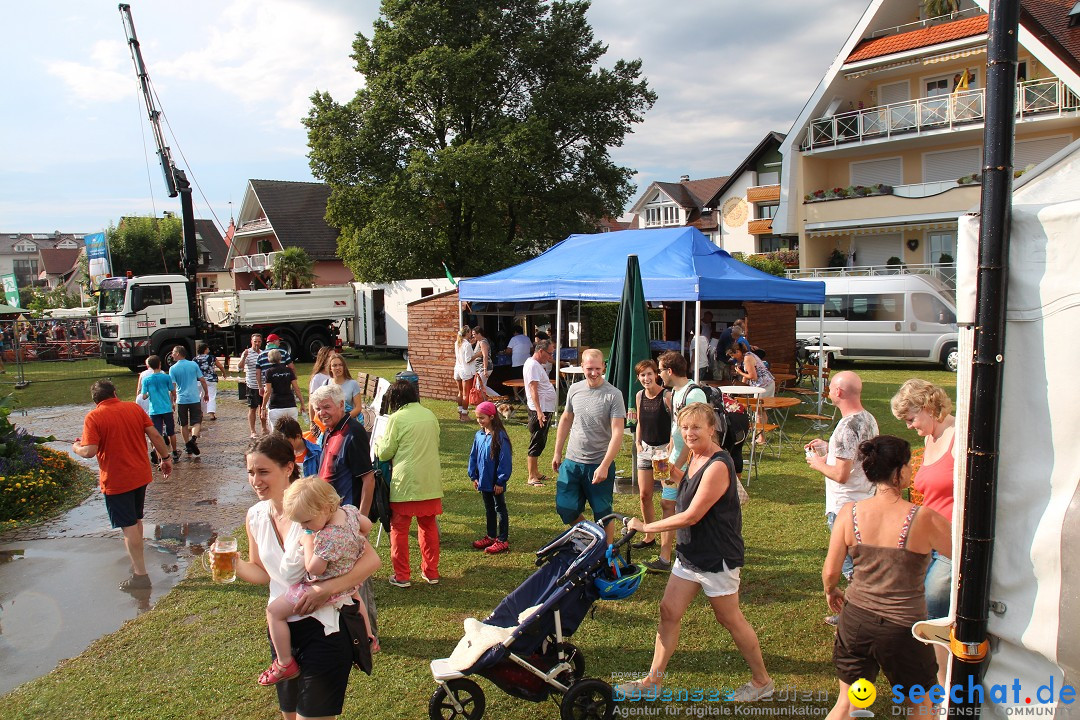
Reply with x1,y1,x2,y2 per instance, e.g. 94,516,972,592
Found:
442,262,457,287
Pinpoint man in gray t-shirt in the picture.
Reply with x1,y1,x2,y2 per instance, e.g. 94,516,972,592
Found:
552,349,626,543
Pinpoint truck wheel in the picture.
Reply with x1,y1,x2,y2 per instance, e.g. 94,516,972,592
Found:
941,343,959,372
302,329,332,362
269,329,300,360
160,343,185,369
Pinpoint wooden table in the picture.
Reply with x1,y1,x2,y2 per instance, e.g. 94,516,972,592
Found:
771,372,796,389
502,378,554,406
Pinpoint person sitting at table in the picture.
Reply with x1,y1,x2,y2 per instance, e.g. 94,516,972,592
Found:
729,344,774,445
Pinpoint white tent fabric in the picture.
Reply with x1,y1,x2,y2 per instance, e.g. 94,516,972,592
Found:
951,137,1080,712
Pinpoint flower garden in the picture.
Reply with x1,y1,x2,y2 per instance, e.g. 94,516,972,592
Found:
0,396,94,532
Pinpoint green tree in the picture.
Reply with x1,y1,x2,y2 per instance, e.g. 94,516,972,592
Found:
922,0,961,18
106,215,184,277
732,253,786,277
271,247,316,289
25,286,82,315
305,0,656,282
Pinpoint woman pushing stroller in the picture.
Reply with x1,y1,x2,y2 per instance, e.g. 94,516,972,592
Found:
619,401,774,701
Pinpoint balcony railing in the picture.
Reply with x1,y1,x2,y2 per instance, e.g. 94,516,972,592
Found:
746,184,781,203
747,218,774,235
231,251,282,273
801,79,1079,151
786,263,957,288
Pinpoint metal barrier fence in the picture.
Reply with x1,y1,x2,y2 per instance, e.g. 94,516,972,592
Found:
2,341,117,387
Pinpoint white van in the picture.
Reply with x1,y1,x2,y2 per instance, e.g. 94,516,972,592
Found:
794,274,959,371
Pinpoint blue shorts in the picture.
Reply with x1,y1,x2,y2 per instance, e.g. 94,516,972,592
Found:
151,412,175,438
556,459,614,525
661,484,679,502
104,485,147,529
925,550,952,619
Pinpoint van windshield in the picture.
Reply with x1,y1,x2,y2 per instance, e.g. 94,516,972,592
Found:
98,279,127,314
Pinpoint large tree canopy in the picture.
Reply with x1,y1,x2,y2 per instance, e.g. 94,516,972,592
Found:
305,0,656,282
107,215,184,277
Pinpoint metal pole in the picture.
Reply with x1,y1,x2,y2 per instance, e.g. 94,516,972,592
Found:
951,0,1018,709
694,300,702,384
14,321,28,389
555,299,563,411
680,302,686,355
817,303,825,414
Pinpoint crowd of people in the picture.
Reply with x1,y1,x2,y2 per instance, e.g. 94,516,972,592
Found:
69,322,959,718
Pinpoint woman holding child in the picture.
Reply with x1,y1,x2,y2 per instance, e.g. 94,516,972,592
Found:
231,434,381,720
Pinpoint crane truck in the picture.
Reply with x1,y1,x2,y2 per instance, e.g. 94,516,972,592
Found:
100,5,350,369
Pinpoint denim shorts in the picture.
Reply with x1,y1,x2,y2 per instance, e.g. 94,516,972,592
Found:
636,441,665,470
925,550,952,619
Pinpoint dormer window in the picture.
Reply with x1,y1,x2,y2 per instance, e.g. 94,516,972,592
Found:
643,192,682,227
15,241,37,253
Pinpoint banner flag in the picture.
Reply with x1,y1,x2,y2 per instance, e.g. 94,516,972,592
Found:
85,231,111,290
1,273,19,307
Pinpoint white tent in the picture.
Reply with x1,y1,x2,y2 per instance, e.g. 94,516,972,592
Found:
938,137,1080,712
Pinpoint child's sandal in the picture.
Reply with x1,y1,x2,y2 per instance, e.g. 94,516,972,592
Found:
258,657,300,686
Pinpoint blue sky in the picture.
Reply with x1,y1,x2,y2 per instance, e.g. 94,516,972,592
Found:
0,0,869,234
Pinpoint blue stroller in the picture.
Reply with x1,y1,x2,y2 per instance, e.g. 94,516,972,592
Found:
429,516,646,720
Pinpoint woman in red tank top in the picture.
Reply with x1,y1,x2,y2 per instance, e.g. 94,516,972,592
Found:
891,379,956,688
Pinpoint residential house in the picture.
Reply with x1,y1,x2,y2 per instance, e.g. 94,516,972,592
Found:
225,180,351,290
0,232,84,288
703,132,794,255
774,0,1080,273
38,247,83,294
627,175,729,244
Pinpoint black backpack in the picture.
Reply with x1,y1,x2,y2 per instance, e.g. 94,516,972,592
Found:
679,382,749,450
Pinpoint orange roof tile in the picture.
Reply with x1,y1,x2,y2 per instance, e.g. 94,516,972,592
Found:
846,14,988,63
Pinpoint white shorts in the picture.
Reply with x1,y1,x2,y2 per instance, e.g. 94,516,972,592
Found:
453,366,476,381
672,558,741,597
636,441,666,469
267,406,299,428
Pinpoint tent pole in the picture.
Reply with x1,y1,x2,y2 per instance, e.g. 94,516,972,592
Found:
680,302,686,355
818,303,825,414
694,300,702,384
556,299,563,414
951,0,1018,708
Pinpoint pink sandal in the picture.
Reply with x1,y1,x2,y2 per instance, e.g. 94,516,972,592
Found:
258,657,300,686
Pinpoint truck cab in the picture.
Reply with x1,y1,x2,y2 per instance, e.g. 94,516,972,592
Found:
98,274,195,368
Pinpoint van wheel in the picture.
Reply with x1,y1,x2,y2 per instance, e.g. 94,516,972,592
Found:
302,329,331,361
942,344,959,372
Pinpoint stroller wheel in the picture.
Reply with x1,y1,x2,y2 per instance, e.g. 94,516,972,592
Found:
560,678,613,720
429,678,486,720
553,642,586,686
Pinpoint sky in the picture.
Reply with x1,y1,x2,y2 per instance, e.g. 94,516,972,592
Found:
0,0,871,235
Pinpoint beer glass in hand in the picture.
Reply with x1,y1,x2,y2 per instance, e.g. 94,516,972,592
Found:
209,536,238,584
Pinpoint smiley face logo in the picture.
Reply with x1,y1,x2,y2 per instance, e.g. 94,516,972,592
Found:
848,678,876,709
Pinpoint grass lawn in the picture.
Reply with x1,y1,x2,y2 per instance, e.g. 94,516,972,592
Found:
2,360,957,719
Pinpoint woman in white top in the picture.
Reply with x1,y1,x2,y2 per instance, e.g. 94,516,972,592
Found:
233,434,380,720
453,325,476,422
308,347,334,396
328,355,365,422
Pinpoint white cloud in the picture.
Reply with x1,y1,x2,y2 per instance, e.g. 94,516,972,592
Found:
46,39,132,104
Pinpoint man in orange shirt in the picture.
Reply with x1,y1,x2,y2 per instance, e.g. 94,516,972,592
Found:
73,380,172,591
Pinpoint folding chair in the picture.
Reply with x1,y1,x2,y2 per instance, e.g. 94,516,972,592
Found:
794,402,838,442
736,396,777,484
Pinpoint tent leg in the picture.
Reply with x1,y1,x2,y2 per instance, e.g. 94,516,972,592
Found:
556,299,563,417
694,300,702,384
680,302,686,356
817,304,825,414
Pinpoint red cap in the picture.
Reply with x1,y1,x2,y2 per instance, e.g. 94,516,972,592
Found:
266,333,281,342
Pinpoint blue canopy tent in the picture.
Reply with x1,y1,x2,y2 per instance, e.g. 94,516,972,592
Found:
458,227,826,387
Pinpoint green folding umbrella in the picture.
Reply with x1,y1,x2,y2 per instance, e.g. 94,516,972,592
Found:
0,303,26,315
606,254,652,426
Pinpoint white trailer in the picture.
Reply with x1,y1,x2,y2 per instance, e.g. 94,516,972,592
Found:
348,278,457,354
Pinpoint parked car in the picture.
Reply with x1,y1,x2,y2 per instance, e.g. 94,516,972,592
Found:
794,274,959,371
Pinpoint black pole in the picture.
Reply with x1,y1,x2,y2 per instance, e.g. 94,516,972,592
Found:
951,0,1018,712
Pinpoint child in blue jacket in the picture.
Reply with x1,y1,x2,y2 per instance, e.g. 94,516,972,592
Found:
468,401,512,554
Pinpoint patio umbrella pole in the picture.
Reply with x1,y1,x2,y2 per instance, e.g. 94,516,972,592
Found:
951,0,1018,710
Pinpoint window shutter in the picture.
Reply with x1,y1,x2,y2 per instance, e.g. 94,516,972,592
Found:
923,147,981,182
879,81,910,106
1014,136,1071,171
851,158,903,186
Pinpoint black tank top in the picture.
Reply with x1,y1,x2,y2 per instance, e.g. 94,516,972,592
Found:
638,389,671,446
675,451,744,572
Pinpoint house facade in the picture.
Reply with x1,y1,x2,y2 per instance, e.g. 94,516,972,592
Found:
704,132,794,255
627,175,728,244
774,0,1080,272
0,232,85,289
224,180,353,290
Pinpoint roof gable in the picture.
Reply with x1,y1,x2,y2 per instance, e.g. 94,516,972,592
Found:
39,248,82,275
248,180,339,261
704,132,786,208
193,219,229,272
1020,0,1080,76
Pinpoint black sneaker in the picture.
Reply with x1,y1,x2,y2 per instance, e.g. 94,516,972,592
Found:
172,450,181,462
149,450,158,464
644,557,672,573
189,438,201,456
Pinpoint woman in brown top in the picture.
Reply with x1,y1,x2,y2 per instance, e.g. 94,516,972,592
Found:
823,435,951,719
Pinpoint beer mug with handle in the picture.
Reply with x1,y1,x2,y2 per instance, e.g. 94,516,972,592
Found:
206,535,238,583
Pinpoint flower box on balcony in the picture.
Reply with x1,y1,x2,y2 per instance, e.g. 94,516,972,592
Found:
804,183,893,203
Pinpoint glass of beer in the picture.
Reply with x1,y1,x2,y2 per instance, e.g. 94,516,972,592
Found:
210,536,238,584
652,457,670,481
